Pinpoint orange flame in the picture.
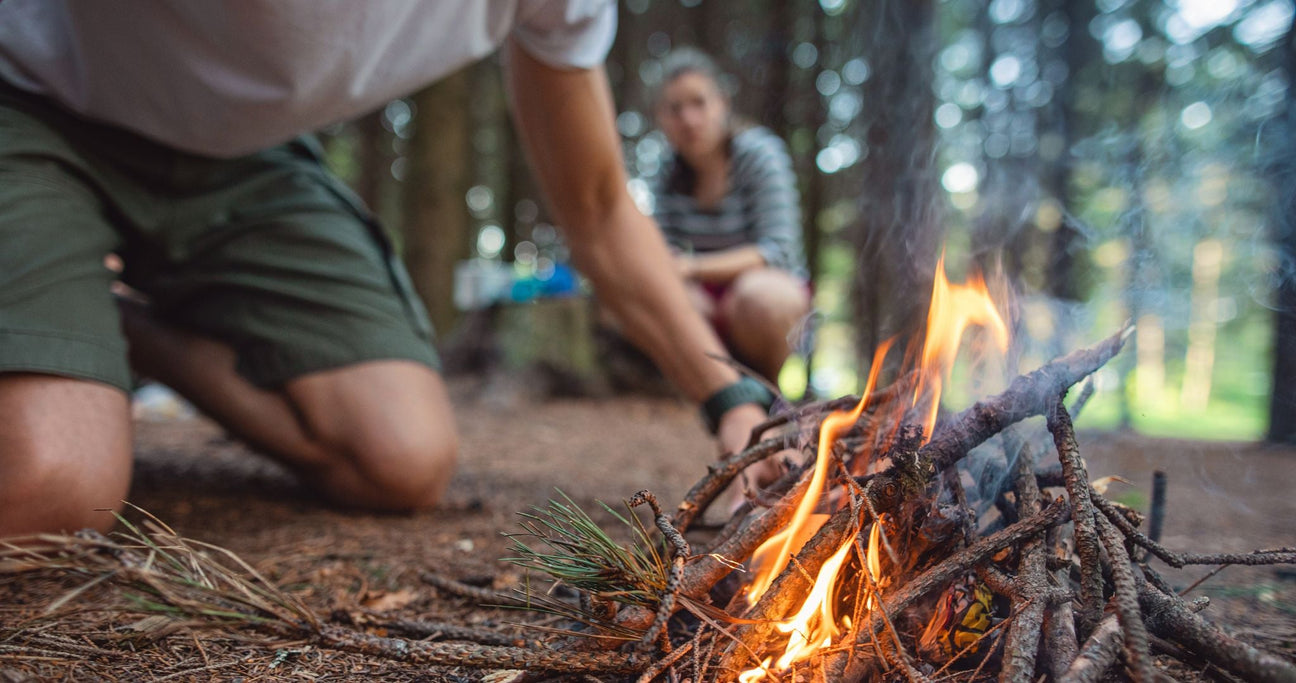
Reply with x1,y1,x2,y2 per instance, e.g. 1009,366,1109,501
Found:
744,338,895,604
737,255,1009,680
911,252,1010,440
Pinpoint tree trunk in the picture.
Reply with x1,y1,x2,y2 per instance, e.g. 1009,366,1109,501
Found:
354,109,392,219
850,0,942,373
402,68,474,339
1267,28,1296,442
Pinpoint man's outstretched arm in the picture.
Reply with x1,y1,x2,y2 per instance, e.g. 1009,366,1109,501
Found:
503,39,768,454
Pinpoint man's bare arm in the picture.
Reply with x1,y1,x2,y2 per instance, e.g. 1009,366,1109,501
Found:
502,39,767,451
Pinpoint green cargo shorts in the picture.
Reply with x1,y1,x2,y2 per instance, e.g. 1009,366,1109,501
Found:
0,83,438,392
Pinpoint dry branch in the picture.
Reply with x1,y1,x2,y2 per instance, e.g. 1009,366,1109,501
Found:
1049,397,1105,632
1139,582,1296,683
316,624,645,674
999,440,1050,683
920,325,1131,472
1096,514,1155,682
420,571,537,609
1061,610,1125,683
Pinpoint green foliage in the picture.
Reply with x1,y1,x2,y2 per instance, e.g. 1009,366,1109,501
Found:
502,490,668,609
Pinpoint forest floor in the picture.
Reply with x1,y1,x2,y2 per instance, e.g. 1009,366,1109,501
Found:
1,377,1294,681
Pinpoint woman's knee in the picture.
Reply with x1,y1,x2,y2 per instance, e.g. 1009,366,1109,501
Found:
722,268,810,332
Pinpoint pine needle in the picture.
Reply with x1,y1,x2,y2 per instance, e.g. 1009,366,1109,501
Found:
502,490,670,619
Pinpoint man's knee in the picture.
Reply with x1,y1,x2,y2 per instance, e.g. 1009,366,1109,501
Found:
285,362,459,512
0,375,133,536
309,414,461,510
335,422,459,511
2,458,128,534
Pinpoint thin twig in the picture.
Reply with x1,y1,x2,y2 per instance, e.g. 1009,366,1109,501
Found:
1092,494,1296,568
633,639,694,683
672,433,804,534
420,572,536,609
1096,514,1155,683
1179,565,1231,597
629,490,689,653
1048,397,1104,633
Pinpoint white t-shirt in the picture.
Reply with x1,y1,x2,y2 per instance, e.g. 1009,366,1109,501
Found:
0,0,615,157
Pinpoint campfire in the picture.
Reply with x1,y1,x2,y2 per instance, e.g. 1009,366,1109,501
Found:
2,257,1294,682
465,255,1294,682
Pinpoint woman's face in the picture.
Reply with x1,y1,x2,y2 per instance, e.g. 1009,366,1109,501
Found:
655,71,730,163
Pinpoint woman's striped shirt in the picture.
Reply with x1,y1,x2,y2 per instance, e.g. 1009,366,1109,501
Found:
651,126,806,278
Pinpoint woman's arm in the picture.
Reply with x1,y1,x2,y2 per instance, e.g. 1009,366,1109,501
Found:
677,244,767,284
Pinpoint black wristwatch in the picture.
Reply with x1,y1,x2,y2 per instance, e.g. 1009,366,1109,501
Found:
701,376,775,434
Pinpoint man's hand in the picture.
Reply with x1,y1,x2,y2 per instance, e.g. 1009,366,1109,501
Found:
715,402,785,492
714,402,765,457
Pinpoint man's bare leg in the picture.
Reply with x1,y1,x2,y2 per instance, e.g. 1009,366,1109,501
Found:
0,375,132,535
121,303,458,512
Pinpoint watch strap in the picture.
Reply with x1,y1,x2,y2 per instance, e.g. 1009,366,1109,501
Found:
701,376,775,434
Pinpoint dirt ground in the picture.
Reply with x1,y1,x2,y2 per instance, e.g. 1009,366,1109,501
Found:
1,378,1294,681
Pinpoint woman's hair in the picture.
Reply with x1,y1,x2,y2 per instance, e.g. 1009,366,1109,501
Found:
652,47,728,108
653,47,746,195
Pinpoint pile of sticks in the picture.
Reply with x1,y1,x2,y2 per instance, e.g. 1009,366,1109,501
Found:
3,327,1293,682
551,326,1295,682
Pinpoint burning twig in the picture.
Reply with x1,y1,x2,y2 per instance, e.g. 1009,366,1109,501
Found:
830,497,1072,680
920,324,1132,472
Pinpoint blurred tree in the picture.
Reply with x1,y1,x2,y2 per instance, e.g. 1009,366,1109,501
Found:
1267,22,1296,443
353,109,393,216
402,66,474,337
851,0,942,373
1039,0,1097,350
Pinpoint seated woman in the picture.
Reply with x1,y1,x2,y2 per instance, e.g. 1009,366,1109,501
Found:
650,47,811,385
